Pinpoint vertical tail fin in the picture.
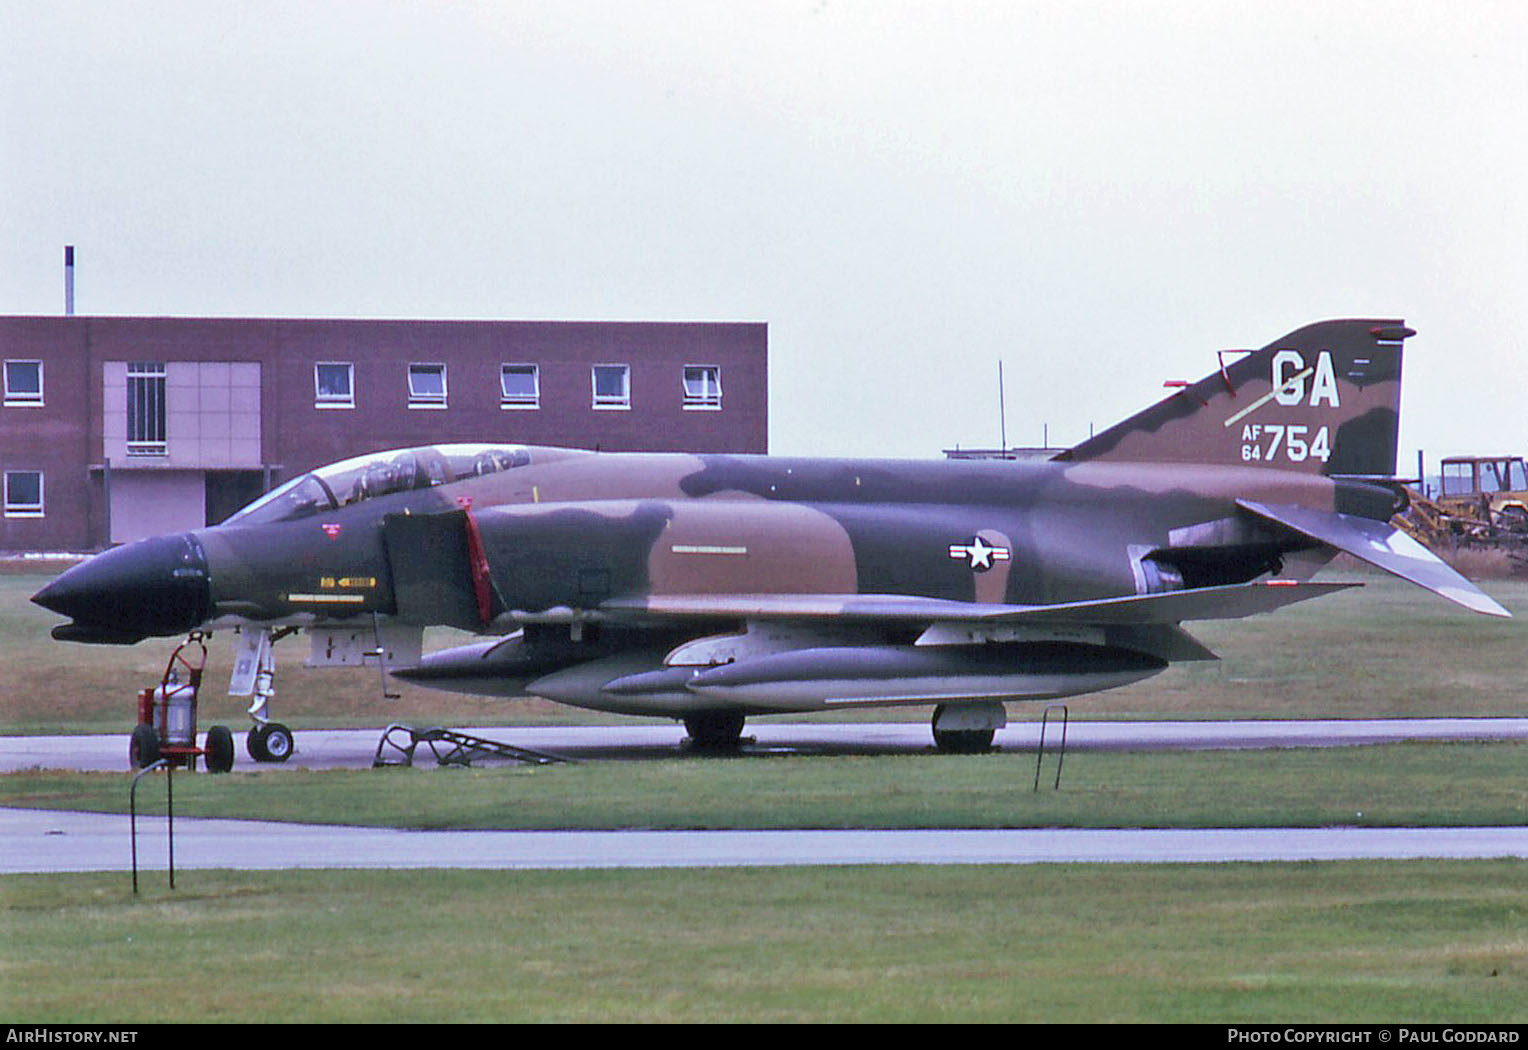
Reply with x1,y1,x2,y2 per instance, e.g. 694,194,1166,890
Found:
1056,319,1412,477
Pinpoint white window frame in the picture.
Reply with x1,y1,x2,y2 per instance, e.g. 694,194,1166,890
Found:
500,364,540,409
4,470,43,517
591,364,631,410
682,365,723,410
314,362,355,409
126,361,167,457
408,363,448,409
3,360,43,407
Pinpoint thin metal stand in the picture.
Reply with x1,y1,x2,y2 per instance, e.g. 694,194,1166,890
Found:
129,760,173,894
1034,704,1069,791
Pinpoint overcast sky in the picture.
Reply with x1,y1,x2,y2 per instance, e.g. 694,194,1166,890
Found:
3,1,1525,467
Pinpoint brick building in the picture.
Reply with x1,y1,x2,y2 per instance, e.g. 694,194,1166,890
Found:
0,316,767,552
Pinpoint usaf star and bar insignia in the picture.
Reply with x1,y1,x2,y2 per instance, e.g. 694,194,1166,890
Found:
947,535,1011,572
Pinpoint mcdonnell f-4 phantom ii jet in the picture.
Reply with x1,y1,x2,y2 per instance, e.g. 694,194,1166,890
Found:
32,319,1510,758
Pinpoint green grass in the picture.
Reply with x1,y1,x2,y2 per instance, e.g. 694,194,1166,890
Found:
6,740,1527,830
5,862,1526,1023
6,565,1528,1023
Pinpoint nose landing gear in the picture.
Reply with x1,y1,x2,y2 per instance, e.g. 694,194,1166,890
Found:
232,627,299,764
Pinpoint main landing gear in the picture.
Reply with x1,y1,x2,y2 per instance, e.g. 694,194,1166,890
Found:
683,710,747,752
931,701,1006,754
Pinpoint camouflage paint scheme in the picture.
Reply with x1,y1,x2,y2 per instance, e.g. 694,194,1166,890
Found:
32,319,1510,752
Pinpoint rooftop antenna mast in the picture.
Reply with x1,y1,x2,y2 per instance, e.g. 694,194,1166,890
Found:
998,361,1007,454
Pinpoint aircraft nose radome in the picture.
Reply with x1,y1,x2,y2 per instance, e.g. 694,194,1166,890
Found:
31,533,211,642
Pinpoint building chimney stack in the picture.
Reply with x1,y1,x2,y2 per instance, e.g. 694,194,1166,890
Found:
64,245,75,315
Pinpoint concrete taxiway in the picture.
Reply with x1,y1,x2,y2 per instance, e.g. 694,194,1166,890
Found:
6,717,1528,773
6,719,1527,874
7,808,1528,874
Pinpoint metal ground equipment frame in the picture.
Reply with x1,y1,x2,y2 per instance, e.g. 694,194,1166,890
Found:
372,724,570,768
131,633,235,773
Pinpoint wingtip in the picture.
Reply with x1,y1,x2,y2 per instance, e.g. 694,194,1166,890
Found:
1435,584,1512,618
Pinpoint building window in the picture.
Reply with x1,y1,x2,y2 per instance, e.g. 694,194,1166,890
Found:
592,364,630,409
126,361,167,456
315,362,355,408
408,363,448,408
4,361,42,406
683,365,723,409
4,470,43,517
500,364,540,409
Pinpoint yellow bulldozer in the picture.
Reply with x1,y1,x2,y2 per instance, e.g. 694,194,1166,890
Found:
1400,454,1528,556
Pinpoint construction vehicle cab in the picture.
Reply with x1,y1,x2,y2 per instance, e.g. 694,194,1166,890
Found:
1439,455,1528,538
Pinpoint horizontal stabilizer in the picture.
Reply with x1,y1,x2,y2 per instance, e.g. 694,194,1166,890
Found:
1236,500,1511,618
600,580,1355,627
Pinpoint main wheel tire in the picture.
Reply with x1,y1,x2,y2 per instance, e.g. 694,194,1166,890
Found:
932,727,995,754
130,723,160,769
204,724,235,773
683,711,746,751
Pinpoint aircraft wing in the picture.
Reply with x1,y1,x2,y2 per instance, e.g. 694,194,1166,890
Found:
598,579,1357,626
1236,500,1511,618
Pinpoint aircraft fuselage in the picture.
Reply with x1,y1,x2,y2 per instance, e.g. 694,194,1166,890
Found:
43,450,1393,643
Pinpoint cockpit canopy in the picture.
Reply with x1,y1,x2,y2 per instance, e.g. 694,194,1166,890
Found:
222,443,538,527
